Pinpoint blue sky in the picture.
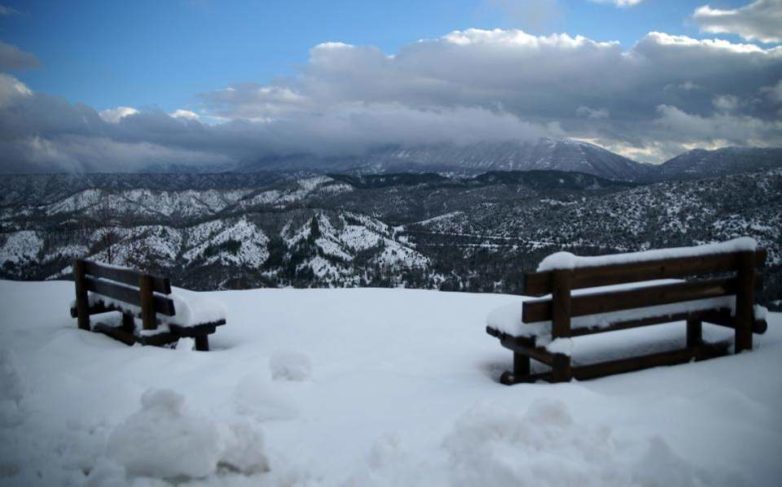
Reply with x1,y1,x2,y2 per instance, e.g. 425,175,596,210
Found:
2,0,754,111
0,0,779,171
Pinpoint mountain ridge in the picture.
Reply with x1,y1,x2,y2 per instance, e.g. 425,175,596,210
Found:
239,139,781,183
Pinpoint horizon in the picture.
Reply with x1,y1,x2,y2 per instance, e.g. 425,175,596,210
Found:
1,0,781,172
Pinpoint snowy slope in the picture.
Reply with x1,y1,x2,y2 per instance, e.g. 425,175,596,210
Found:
1,280,781,486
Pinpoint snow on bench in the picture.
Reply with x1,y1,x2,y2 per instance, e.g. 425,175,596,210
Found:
486,239,768,384
82,285,227,330
536,237,758,272
70,259,226,351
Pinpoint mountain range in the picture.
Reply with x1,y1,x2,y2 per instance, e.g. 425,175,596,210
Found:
238,139,781,183
1,166,780,307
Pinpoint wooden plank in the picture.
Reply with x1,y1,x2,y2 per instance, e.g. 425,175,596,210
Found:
83,260,171,294
551,270,572,338
490,308,766,340
137,332,178,347
169,321,223,337
734,251,755,352
93,322,136,346
73,259,91,331
83,276,175,316
523,277,736,323
569,311,705,336
700,309,767,334
499,335,555,365
572,343,730,381
551,269,572,382
71,301,118,318
523,249,766,296
686,318,702,348
139,275,156,331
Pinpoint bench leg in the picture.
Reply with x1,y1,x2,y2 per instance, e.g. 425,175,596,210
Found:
122,312,135,333
687,319,702,348
551,354,572,383
194,335,210,351
513,351,530,377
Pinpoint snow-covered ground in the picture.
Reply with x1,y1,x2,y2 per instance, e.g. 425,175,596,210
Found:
1,280,781,486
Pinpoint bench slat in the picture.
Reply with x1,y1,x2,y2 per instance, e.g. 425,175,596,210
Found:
572,342,730,381
83,260,171,294
523,249,766,296
83,276,176,316
522,277,736,323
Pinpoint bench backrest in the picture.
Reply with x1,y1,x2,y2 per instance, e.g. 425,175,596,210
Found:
520,249,766,342
73,259,175,330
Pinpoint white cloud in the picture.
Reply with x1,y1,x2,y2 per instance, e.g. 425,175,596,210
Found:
0,73,32,106
99,106,139,123
693,0,782,43
170,109,200,121
0,41,40,70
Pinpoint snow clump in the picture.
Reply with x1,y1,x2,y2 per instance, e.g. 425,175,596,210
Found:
270,350,312,381
105,388,268,481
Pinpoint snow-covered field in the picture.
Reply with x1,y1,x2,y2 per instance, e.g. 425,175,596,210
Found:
1,280,781,486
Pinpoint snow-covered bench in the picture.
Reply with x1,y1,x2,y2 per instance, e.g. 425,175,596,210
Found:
70,259,226,351
486,238,768,384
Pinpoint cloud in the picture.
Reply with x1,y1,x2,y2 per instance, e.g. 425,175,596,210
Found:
576,106,610,119
589,0,644,7
0,41,40,70
0,73,31,105
693,0,782,43
170,109,200,121
1,27,781,171
653,104,782,146
99,106,139,123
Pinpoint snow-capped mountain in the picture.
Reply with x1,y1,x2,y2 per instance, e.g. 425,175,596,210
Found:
242,138,656,182
657,147,782,180
1,168,779,305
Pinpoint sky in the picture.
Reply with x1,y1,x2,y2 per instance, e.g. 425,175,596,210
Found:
0,0,780,172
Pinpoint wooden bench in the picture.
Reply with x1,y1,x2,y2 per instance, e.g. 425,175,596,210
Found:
70,259,226,351
486,240,768,384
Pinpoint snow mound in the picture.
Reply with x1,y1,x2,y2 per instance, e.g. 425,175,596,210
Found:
444,399,718,487
350,399,726,486
106,389,221,479
270,351,312,381
218,421,269,475
105,389,269,481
